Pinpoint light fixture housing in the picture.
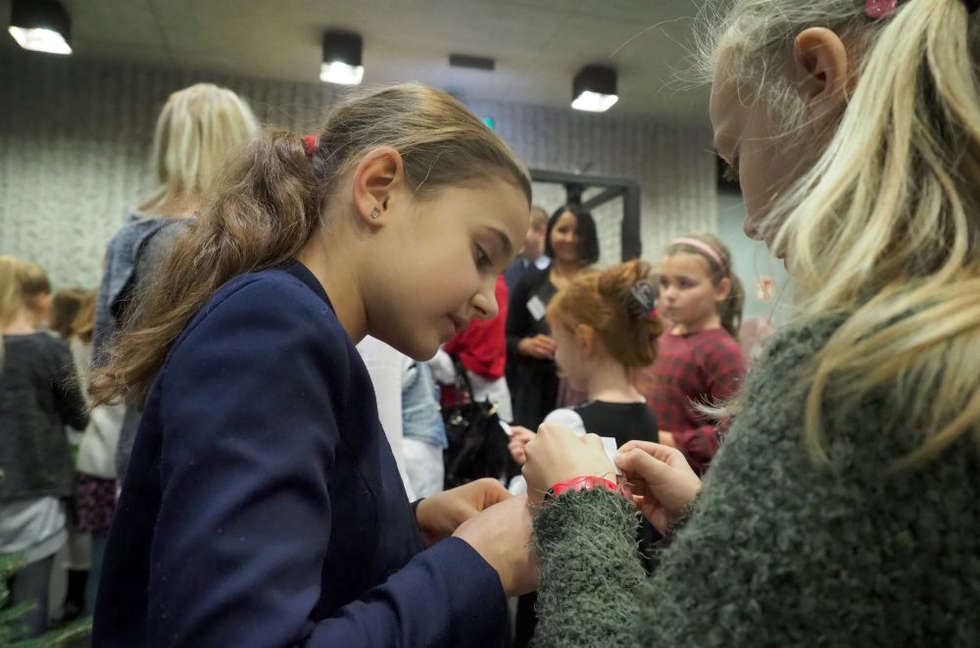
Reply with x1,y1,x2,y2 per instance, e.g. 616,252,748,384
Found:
571,65,618,112
8,0,72,55
320,30,363,85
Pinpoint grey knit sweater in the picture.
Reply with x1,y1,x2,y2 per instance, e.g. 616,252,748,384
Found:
533,317,980,647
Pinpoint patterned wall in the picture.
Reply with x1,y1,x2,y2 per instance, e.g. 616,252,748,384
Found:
0,51,717,289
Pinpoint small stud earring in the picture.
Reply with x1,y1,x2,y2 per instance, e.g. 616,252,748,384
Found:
370,207,380,219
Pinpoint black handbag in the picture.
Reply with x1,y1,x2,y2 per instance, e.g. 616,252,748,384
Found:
441,355,513,489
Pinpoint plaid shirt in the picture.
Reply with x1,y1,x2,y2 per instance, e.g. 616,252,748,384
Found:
638,329,746,474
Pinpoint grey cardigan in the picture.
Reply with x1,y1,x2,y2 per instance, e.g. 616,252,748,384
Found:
94,212,184,479
532,316,980,647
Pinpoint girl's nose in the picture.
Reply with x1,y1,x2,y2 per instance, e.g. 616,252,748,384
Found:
471,277,498,320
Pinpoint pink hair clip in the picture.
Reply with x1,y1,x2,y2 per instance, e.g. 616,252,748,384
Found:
865,0,898,19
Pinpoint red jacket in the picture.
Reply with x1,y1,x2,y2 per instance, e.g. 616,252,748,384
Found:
444,275,508,380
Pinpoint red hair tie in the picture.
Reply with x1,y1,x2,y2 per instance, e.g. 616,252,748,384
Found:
302,134,319,159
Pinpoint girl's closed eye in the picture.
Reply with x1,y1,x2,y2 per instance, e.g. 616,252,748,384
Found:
474,245,492,269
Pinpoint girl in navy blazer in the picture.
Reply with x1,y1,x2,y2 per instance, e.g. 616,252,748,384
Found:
91,83,537,647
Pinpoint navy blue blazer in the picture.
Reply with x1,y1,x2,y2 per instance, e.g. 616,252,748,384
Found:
93,262,506,647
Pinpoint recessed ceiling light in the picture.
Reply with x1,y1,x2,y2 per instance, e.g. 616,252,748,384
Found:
320,30,363,85
8,0,72,55
571,65,618,113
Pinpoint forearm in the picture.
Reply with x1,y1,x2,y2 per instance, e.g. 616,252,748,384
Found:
533,488,646,648
305,539,506,648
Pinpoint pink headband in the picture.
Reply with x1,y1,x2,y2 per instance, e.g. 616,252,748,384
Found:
670,237,724,269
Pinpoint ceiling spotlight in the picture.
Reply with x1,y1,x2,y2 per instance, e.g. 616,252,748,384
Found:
571,65,618,113
8,0,72,55
320,30,363,85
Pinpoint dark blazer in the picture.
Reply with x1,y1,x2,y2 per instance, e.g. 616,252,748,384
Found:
505,267,559,428
94,262,506,647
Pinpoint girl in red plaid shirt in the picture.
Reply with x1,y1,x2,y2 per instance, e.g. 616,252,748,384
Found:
638,233,746,475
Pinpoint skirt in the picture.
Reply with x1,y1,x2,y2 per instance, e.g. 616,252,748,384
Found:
74,474,116,535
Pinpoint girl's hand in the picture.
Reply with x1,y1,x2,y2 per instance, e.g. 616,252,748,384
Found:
658,430,676,448
508,426,535,465
615,441,701,533
522,423,616,505
518,334,557,359
416,478,511,546
454,494,538,597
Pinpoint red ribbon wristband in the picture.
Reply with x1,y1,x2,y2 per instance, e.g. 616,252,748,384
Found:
547,475,622,498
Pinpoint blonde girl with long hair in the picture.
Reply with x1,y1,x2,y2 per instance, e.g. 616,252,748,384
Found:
521,1,980,645
0,257,88,639
91,84,537,647
93,83,258,480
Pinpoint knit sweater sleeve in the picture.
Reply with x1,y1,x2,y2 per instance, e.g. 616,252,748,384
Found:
532,318,980,647
532,489,647,648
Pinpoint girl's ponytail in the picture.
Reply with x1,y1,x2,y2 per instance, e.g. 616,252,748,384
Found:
719,274,744,339
92,130,320,405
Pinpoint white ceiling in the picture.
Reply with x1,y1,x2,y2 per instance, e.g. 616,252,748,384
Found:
3,0,713,125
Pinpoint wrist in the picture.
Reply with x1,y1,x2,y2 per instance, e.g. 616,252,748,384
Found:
415,497,436,544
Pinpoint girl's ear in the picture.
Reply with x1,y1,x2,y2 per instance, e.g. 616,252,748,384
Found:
351,146,405,227
714,277,732,304
792,27,850,122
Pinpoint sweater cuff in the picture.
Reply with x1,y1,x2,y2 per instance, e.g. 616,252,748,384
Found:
418,537,508,646
532,488,646,648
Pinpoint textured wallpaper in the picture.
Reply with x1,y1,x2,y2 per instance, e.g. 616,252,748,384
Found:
0,50,717,290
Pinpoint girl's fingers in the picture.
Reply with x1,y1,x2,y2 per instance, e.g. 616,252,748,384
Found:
615,447,670,483
618,440,687,466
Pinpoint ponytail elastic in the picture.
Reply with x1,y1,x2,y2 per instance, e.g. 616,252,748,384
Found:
302,134,319,159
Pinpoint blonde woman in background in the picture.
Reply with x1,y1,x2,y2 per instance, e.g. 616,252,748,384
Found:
0,257,88,639
94,83,258,481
